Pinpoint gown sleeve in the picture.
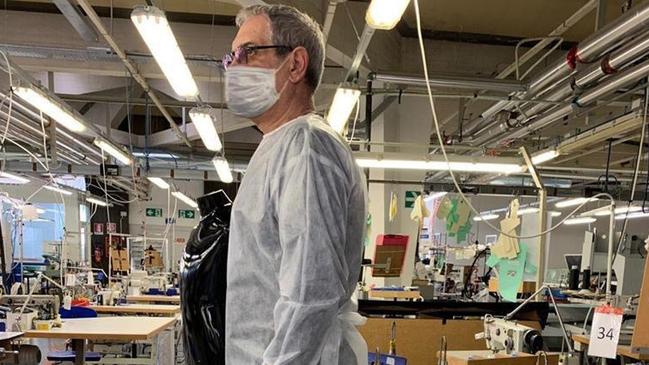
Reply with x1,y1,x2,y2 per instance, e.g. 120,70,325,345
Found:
262,128,354,365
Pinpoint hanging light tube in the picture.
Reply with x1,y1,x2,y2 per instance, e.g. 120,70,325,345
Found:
12,86,87,133
131,5,199,99
615,212,649,220
564,217,597,225
172,191,198,208
365,0,411,30
355,157,523,174
44,184,73,196
147,177,170,190
189,107,223,152
93,138,132,165
473,213,499,222
212,156,233,183
516,207,539,215
86,196,111,207
327,85,361,134
0,171,30,184
531,148,559,165
555,197,598,208
594,205,642,216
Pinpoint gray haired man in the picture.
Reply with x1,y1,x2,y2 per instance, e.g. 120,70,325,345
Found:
223,4,368,365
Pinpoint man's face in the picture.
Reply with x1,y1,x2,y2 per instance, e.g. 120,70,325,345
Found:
231,14,284,70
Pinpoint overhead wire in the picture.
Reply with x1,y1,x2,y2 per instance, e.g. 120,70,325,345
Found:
412,0,616,239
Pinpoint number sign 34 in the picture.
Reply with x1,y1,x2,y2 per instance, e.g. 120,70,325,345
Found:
588,305,624,359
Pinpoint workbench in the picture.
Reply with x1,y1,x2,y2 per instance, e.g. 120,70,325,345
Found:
369,290,422,301
24,316,175,365
126,295,180,304
442,350,559,365
90,304,180,316
572,335,649,361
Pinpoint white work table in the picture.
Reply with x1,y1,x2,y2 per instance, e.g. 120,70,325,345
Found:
90,304,181,316
24,317,175,364
126,295,180,304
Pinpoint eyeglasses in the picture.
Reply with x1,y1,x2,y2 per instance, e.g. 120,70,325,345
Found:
222,45,292,70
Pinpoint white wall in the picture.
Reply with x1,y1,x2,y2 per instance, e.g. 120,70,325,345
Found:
128,180,203,271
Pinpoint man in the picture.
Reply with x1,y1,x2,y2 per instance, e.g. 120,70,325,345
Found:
224,4,368,365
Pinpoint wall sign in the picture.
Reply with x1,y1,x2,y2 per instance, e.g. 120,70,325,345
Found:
178,209,196,219
405,191,421,208
145,208,163,217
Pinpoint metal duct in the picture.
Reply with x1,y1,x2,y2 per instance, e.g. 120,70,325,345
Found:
372,73,527,93
471,29,649,144
464,1,649,134
495,58,649,143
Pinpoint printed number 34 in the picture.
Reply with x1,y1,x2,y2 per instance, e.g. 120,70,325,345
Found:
597,327,614,340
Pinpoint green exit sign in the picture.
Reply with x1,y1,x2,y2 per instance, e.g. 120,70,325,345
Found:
405,191,421,208
145,208,163,217
178,209,196,219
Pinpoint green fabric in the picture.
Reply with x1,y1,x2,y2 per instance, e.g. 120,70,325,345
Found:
487,243,537,302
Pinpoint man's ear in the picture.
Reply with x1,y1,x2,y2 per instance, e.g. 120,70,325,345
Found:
288,46,309,84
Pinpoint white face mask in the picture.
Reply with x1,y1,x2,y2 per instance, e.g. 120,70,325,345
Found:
225,59,289,118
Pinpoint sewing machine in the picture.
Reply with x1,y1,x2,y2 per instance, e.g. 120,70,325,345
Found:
476,315,544,354
127,271,173,296
0,295,60,331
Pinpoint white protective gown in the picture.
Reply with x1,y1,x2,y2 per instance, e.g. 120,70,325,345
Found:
226,113,368,365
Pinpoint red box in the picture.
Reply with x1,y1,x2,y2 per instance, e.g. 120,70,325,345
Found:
376,234,409,247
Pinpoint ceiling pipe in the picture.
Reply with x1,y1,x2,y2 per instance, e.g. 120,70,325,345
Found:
463,1,649,135
470,29,649,145
75,0,192,148
495,58,649,143
372,73,527,93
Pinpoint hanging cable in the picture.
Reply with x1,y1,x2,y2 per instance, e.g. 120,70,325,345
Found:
412,0,615,239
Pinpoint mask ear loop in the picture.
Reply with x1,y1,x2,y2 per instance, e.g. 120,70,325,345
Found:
274,51,295,96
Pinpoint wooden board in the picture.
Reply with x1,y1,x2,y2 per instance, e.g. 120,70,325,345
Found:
126,295,180,304
632,255,649,353
488,278,536,294
90,304,180,316
369,290,421,300
359,318,542,365
23,317,175,341
573,335,649,361
444,350,559,365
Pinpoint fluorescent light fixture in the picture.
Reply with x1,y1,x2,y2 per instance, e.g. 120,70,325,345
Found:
172,191,198,208
189,107,222,152
93,139,132,165
555,197,597,208
616,212,649,220
44,184,73,196
36,208,46,214
564,217,596,225
366,0,411,30
86,196,111,207
212,156,233,183
355,158,523,174
12,86,86,133
131,5,199,99
147,177,170,190
473,214,499,222
550,211,561,217
531,149,559,165
0,171,30,184
133,152,179,159
517,207,539,216
327,86,361,134
594,205,642,216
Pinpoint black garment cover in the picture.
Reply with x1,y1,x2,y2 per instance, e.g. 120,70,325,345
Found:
180,190,231,364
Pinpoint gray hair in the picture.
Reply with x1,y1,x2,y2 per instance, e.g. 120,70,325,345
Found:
236,5,325,91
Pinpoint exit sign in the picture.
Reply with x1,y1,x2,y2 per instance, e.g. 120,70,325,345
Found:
145,208,163,217
178,209,196,219
405,191,421,208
